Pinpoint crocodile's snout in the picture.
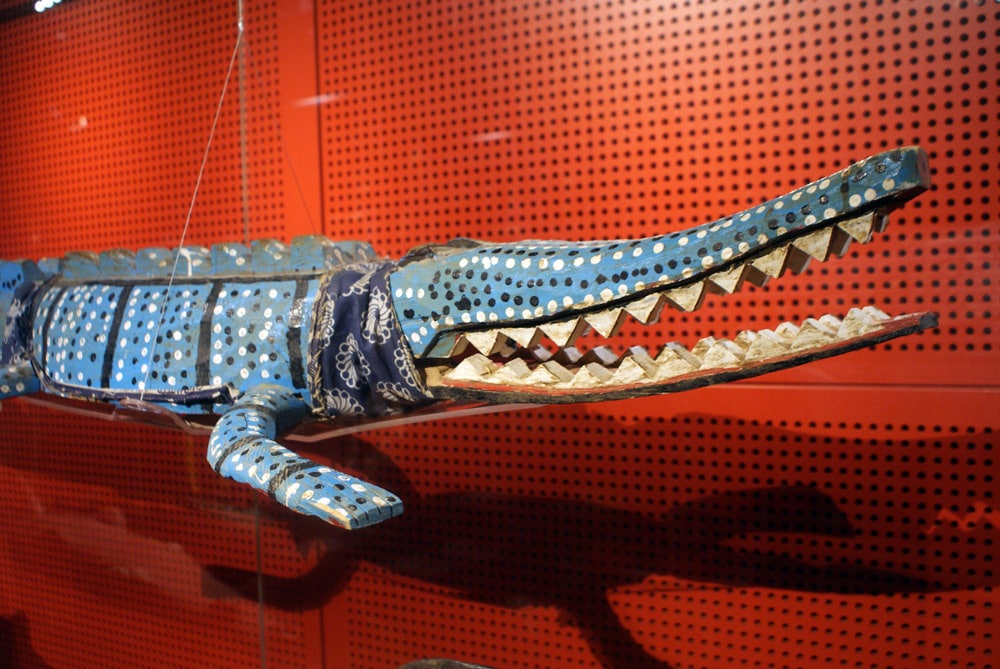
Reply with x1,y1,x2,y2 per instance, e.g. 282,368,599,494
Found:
385,147,934,403
390,147,929,359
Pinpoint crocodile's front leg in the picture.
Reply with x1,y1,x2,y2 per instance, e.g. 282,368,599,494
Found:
208,385,403,529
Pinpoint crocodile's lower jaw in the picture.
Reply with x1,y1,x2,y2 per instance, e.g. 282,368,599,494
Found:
421,308,937,404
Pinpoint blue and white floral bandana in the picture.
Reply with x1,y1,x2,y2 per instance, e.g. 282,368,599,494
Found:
307,260,432,418
2,279,44,364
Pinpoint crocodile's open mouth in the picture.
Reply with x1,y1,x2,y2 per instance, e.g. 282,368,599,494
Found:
419,208,937,403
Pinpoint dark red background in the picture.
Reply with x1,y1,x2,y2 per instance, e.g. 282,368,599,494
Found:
0,1,996,668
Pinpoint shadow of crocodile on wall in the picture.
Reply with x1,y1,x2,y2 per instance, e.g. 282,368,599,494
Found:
204,416,971,669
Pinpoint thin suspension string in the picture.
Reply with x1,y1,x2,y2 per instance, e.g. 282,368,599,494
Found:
244,40,320,235
138,24,244,400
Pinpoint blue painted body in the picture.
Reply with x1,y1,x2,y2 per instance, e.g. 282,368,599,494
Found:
29,275,318,412
0,148,934,530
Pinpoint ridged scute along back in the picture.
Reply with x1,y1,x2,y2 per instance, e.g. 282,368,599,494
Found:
43,235,380,281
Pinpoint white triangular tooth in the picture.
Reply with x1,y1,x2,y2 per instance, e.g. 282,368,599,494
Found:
752,246,788,276
499,326,542,349
838,307,882,338
837,211,876,243
800,317,839,337
789,317,840,351
818,314,843,332
539,317,588,348
664,281,706,312
706,264,747,294
581,346,620,367
583,362,614,382
526,345,552,362
569,363,614,388
552,346,584,366
746,246,789,285
610,356,653,385
462,331,503,356
493,358,532,384
699,339,746,369
540,360,575,384
584,308,625,338
734,330,757,350
624,293,665,324
691,336,718,360
621,346,659,377
525,362,567,386
791,227,834,262
774,321,801,342
861,305,891,321
653,342,702,376
445,354,497,381
743,329,791,362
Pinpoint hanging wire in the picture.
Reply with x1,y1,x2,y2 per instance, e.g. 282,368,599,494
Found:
244,40,321,235
138,23,244,401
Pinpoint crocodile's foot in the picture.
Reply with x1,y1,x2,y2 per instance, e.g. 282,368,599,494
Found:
390,148,937,403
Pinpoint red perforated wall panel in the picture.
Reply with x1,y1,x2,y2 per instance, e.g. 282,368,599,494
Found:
0,1,996,668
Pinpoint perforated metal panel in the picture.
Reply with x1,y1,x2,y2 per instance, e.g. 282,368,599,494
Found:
1,1,997,669
0,0,287,254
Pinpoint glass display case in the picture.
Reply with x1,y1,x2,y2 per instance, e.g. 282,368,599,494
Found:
0,1,996,667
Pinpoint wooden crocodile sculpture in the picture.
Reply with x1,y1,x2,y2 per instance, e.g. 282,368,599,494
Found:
0,147,937,530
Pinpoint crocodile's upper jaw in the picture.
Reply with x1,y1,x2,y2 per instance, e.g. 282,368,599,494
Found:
388,147,936,403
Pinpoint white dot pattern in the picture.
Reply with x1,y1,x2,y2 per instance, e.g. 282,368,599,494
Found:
29,276,320,412
110,284,202,391
36,284,120,389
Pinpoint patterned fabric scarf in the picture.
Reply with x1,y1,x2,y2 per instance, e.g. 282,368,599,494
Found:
2,279,44,364
307,260,432,418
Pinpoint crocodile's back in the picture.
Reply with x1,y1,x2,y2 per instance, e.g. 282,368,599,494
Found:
30,275,323,412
